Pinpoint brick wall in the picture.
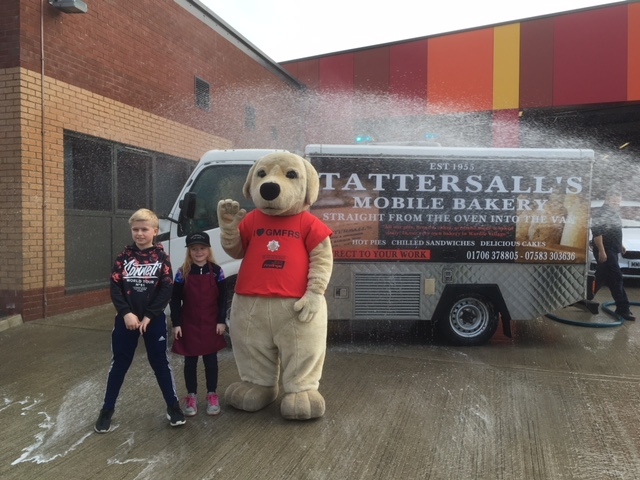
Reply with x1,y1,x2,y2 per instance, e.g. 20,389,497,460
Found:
0,0,20,69
0,68,23,316
16,0,302,150
1,66,232,320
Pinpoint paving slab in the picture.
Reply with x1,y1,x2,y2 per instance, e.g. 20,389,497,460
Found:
2,287,640,480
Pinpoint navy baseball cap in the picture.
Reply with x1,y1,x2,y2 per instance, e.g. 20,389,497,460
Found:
185,231,211,247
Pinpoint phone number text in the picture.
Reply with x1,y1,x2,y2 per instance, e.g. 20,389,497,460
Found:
466,250,577,261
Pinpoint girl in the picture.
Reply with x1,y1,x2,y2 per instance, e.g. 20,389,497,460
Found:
170,231,227,416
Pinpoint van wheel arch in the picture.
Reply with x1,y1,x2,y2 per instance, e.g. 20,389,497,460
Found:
433,284,510,346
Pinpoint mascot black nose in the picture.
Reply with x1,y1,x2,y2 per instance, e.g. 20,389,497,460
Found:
260,182,280,201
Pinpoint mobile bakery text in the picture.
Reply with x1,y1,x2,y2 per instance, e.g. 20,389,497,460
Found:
310,156,589,265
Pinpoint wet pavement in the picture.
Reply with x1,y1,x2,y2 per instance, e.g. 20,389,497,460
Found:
2,284,640,480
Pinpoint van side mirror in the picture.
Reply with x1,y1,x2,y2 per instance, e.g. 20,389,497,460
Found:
180,192,197,219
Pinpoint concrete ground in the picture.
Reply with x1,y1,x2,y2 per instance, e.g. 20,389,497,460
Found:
2,284,640,480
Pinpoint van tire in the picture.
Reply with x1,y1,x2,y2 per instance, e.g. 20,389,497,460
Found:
438,293,499,346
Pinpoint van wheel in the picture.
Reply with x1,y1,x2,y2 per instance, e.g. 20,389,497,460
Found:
438,294,498,346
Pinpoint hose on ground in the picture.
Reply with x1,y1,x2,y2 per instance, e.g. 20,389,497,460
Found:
544,300,640,328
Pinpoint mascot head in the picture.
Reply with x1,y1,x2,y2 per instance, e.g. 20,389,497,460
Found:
243,152,320,216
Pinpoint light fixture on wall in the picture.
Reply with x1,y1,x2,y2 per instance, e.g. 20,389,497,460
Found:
48,0,88,14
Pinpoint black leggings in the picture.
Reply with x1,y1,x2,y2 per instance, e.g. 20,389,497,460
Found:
184,353,218,394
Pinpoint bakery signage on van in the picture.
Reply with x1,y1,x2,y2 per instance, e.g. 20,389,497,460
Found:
310,156,590,265
318,170,583,211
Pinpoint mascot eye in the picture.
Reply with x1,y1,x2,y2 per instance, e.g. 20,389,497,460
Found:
257,170,267,178
286,171,298,179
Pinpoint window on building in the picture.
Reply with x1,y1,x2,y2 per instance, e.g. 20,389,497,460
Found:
155,155,192,217
63,132,193,292
116,148,152,211
195,77,210,111
244,105,256,130
64,137,112,211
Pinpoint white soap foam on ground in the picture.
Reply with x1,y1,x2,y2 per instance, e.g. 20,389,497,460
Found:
12,380,96,465
107,433,172,480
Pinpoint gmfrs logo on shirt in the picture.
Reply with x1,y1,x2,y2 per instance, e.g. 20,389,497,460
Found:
256,228,300,239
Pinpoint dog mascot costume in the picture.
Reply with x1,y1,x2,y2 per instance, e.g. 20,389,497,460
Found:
217,152,333,420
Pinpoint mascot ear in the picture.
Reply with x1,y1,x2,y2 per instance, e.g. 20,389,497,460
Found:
303,157,320,206
242,161,257,200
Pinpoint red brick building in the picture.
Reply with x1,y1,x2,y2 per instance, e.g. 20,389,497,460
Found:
0,0,302,321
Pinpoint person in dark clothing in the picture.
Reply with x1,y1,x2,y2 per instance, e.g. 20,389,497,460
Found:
95,208,185,434
170,231,227,416
589,193,636,321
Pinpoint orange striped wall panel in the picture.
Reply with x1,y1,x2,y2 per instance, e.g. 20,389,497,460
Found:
520,18,555,109
426,29,494,113
553,5,628,106
389,39,428,100
319,54,354,91
493,24,520,110
354,47,390,94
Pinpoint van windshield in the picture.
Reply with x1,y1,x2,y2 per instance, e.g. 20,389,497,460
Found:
179,164,254,235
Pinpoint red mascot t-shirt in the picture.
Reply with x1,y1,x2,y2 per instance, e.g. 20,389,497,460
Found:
235,210,332,298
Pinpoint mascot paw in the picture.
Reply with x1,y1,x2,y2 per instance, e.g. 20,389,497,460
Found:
217,199,246,230
293,292,323,323
281,391,325,420
225,381,278,412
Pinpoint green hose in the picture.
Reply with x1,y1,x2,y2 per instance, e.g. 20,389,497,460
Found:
545,300,640,328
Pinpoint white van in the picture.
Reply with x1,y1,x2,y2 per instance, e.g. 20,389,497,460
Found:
159,144,595,346
158,148,285,288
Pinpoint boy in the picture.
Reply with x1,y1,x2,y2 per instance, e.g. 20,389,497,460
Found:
95,208,185,433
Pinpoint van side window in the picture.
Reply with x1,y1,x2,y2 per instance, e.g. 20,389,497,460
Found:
178,165,254,236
